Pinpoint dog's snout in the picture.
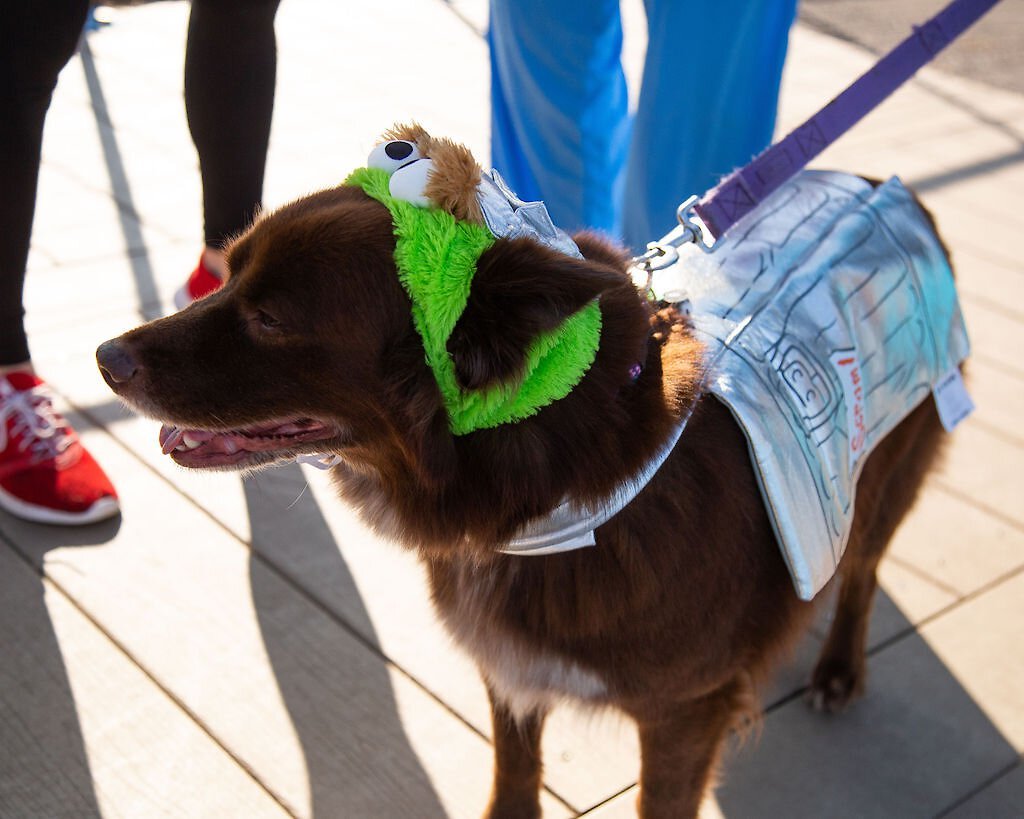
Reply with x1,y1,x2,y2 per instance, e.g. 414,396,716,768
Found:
96,339,139,384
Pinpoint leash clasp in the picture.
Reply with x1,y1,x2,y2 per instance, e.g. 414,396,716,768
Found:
675,195,716,254
629,195,716,295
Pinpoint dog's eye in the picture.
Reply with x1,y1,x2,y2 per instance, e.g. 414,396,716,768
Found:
368,140,422,174
255,309,281,330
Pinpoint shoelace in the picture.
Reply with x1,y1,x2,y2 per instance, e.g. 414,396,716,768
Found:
0,379,75,464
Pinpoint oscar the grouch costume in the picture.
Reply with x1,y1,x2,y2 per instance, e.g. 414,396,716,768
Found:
345,125,602,436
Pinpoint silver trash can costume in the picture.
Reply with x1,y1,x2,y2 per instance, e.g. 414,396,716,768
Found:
507,170,971,602
653,170,971,599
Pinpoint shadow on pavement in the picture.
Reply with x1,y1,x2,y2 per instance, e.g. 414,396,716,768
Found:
0,517,120,819
908,147,1024,194
714,587,1020,818
243,466,448,818
79,34,161,323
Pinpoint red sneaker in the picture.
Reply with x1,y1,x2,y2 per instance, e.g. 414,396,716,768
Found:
0,372,119,525
174,253,223,309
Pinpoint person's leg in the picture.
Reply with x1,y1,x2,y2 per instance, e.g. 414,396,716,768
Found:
184,0,281,285
0,3,118,525
0,0,90,367
622,0,798,251
488,0,630,237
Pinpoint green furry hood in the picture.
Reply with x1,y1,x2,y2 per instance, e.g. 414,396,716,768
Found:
346,166,602,436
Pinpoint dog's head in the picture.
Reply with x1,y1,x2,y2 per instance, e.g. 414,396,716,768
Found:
96,125,637,496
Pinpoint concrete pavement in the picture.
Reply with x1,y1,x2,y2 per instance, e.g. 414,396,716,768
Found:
800,0,1024,94
2,1,1022,816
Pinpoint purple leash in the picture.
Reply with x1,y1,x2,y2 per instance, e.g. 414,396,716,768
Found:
683,0,1003,246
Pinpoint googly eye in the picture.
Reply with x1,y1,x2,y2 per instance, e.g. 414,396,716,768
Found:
368,140,423,173
388,158,434,207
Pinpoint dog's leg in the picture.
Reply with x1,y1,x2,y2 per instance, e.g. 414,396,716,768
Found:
484,687,547,819
809,545,883,712
634,680,751,819
810,400,944,712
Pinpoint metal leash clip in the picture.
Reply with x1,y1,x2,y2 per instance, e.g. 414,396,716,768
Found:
676,196,717,254
629,195,716,295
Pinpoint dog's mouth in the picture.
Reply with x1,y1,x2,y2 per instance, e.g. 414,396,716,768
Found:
159,417,342,469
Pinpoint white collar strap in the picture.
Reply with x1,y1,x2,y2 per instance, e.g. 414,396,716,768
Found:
500,412,690,556
293,411,690,554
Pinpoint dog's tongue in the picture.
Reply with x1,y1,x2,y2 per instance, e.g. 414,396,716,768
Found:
160,425,183,454
158,421,336,458
159,425,218,454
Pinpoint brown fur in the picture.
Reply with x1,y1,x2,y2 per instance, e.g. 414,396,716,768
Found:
422,138,484,224
380,122,484,224
97,165,949,818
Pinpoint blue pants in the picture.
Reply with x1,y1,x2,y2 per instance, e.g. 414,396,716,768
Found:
489,0,798,252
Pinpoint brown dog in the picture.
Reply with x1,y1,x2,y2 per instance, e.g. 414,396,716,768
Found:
97,129,951,818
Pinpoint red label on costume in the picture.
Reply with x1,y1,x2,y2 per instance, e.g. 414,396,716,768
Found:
831,350,866,475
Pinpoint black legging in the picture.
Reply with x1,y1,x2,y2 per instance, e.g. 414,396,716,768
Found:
0,0,281,366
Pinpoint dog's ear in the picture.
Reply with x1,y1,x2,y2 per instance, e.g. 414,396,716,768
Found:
447,238,623,390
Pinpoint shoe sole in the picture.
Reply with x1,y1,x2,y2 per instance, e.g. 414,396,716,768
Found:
0,485,120,526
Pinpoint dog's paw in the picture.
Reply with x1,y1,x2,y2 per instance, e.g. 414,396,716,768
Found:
807,657,865,713
484,798,541,819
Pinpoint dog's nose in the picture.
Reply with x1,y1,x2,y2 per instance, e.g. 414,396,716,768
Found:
96,339,139,384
